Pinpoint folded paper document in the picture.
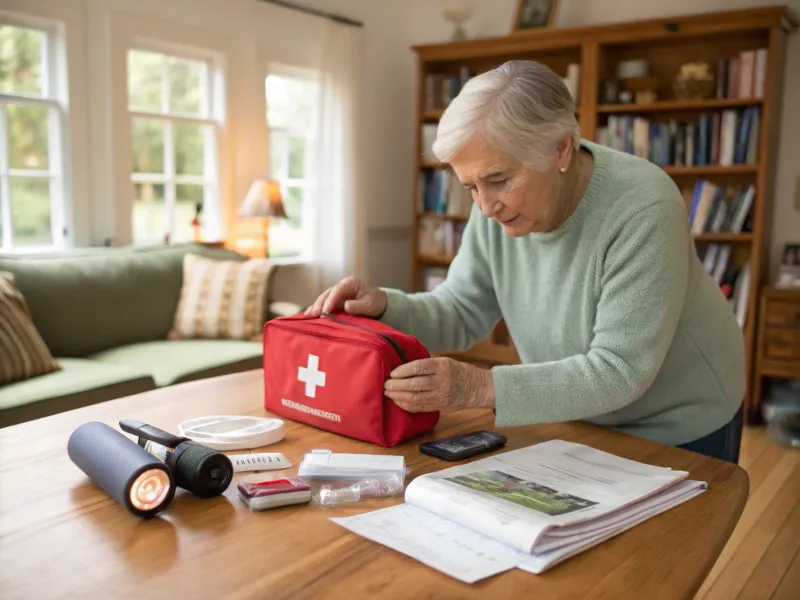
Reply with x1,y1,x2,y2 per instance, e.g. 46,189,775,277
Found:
331,439,707,583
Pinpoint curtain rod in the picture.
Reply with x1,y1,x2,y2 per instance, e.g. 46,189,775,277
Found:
259,0,364,27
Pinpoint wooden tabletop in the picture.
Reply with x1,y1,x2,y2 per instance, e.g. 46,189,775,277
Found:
0,370,748,600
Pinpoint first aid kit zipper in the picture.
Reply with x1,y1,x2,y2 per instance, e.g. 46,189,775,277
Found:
320,313,408,363
267,316,408,369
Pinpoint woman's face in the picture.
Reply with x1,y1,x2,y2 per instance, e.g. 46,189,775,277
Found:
448,135,570,236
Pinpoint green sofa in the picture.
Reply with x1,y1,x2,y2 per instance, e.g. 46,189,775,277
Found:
0,243,303,427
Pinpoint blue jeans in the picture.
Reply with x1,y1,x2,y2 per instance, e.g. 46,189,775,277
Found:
677,404,743,464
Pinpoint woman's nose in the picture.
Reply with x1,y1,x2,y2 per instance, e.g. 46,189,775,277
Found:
477,196,502,219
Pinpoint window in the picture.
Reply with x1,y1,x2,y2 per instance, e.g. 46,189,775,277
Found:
0,21,66,251
265,67,320,258
127,47,219,245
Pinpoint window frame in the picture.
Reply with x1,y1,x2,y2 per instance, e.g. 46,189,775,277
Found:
265,63,320,259
125,39,224,246
0,14,69,253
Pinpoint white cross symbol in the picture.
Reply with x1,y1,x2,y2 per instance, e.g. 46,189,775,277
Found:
298,353,326,398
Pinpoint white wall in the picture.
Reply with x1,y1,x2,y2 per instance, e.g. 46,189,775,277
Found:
307,0,800,289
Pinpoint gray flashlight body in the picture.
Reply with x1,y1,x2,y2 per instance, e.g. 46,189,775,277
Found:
67,421,175,518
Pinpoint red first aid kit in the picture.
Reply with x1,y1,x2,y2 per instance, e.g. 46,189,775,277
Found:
262,312,439,447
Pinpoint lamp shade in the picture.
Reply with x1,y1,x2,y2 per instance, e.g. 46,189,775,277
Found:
237,179,287,219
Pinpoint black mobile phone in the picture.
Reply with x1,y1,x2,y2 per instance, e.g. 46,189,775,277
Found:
418,430,508,461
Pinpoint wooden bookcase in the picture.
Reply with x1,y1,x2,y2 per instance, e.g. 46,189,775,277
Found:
409,6,797,421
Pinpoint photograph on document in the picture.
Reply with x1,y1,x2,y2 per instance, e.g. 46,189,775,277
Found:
444,470,598,516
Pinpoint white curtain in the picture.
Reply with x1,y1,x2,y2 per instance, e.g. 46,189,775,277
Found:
309,19,366,292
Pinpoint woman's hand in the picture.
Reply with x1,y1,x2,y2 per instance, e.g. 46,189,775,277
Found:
305,276,388,318
384,357,495,413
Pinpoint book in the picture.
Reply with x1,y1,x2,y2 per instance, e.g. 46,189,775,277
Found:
332,440,707,583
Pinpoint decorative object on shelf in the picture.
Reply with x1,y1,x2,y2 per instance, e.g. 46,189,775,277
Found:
612,59,658,104
626,77,661,104
616,59,649,80
562,63,580,103
776,243,800,288
673,62,714,100
237,179,287,259
442,3,473,41
600,77,622,104
511,0,559,33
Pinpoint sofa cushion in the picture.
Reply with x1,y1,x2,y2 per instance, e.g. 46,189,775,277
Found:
169,253,275,341
89,339,263,387
0,272,61,384
0,358,155,427
0,243,249,357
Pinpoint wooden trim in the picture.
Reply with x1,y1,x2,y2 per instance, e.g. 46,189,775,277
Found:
411,56,424,292
596,98,763,113
747,27,790,420
412,6,797,62
579,40,599,140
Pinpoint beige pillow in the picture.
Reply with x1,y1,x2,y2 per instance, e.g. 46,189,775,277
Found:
0,272,61,384
169,253,275,341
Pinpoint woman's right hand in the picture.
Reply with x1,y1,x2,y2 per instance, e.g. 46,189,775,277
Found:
305,276,388,318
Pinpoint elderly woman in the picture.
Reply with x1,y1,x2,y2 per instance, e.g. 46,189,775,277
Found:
306,60,745,463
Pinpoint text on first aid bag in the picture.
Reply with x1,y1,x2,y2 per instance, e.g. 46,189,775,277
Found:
262,312,439,447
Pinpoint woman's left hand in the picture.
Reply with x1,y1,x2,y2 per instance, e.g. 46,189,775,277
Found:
383,357,494,413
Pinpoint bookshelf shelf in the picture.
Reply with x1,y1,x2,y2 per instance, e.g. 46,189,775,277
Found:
662,165,759,176
597,98,763,113
694,232,754,243
411,6,797,422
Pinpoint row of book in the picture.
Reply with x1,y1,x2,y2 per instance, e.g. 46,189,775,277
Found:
423,63,580,111
595,107,760,167
417,169,471,217
715,49,768,100
418,217,465,259
423,66,473,111
687,181,754,235
701,247,751,328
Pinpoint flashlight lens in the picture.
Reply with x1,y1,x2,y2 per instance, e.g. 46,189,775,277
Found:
130,468,171,511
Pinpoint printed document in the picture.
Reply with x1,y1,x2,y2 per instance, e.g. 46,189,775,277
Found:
331,439,707,582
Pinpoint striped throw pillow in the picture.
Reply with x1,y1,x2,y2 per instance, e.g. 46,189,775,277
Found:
0,272,61,384
169,253,275,341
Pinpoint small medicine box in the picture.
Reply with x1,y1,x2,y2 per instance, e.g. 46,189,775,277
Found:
237,478,311,510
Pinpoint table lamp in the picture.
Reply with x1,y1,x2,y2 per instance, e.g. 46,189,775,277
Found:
237,179,287,258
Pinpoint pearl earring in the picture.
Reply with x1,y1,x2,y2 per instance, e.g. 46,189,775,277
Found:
559,166,567,173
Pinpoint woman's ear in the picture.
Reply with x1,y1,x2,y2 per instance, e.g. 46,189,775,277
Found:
554,134,574,171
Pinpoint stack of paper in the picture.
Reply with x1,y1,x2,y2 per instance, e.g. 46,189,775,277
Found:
331,440,707,583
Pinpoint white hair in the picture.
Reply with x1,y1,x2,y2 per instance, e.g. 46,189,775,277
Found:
431,60,580,172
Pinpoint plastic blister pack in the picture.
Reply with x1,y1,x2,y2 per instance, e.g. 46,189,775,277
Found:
314,473,406,507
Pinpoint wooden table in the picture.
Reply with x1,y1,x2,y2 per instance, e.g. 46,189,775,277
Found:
0,370,748,600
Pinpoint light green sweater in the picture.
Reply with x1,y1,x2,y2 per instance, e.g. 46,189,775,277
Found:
381,140,745,446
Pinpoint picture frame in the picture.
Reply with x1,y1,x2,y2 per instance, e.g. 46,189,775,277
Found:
511,0,560,33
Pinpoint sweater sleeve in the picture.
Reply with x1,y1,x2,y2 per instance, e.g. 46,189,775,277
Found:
492,199,690,426
378,208,502,353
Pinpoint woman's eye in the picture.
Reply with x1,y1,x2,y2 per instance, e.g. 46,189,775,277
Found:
490,179,508,187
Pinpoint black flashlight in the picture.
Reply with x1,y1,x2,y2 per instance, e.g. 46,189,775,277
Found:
67,421,176,518
119,419,233,498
